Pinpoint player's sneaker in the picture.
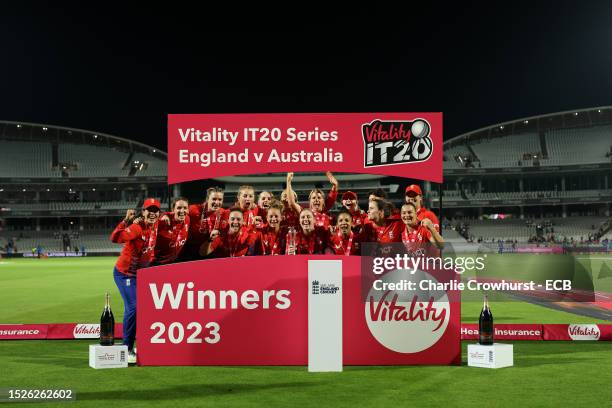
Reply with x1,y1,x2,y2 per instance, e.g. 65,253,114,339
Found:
128,350,137,365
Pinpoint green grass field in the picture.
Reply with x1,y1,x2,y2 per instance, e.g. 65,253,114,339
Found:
1,256,611,407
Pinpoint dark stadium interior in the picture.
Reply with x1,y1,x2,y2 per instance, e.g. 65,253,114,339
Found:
1,110,610,254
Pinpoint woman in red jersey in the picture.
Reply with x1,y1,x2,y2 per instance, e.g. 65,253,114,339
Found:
286,208,330,255
400,202,445,250
328,210,361,256
110,198,160,363
341,191,368,230
280,188,299,228
362,198,404,244
235,185,262,230
153,197,190,265
183,187,229,261
201,207,256,258
256,199,286,255
252,190,274,229
286,172,338,229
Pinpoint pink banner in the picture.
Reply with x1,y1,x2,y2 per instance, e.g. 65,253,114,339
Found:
543,324,612,341
461,324,543,340
516,246,563,254
46,323,123,340
136,256,461,366
167,113,442,184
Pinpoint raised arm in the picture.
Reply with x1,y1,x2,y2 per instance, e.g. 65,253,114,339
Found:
324,171,338,212
286,172,302,213
110,209,141,243
422,218,445,249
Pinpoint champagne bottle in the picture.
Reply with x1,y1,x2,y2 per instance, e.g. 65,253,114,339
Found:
479,294,494,345
100,292,115,346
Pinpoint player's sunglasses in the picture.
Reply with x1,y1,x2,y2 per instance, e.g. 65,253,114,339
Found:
144,207,160,213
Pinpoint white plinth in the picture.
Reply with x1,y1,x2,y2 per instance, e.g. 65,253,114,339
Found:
89,344,128,369
308,260,343,372
468,343,513,369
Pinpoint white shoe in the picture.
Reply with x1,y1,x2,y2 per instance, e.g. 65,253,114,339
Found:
128,350,137,365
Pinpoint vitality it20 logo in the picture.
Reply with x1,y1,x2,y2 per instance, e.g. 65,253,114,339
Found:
362,119,433,167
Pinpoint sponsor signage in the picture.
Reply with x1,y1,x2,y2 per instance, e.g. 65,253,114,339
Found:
0,324,48,340
461,324,542,340
136,256,461,366
167,113,442,183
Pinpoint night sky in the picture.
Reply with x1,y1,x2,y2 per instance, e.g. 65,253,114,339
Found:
1,4,611,151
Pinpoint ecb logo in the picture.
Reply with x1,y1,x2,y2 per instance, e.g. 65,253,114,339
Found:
362,119,433,167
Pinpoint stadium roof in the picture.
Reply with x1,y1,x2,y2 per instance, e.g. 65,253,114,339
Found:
0,120,167,160
444,106,612,149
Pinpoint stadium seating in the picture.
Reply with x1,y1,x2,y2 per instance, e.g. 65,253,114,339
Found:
452,216,609,243
3,201,140,211
130,153,167,176
58,144,128,177
431,190,611,201
545,126,612,165
0,141,60,177
468,133,540,168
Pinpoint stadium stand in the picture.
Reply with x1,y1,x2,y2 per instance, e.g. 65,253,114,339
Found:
469,132,540,168
2,109,612,255
0,141,60,178
545,126,612,165
58,143,128,177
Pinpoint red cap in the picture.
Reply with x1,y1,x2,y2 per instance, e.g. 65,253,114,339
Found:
142,198,161,210
405,184,423,196
342,191,358,201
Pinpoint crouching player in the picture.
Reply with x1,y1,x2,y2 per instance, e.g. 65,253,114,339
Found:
200,207,257,258
110,198,160,364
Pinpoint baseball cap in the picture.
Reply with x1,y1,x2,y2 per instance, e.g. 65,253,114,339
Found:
142,198,161,210
342,191,358,201
405,184,423,196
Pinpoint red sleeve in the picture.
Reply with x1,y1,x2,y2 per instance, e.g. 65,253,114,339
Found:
324,188,338,213
391,220,404,242
420,225,432,241
111,222,142,243
209,236,223,252
110,220,128,243
428,210,440,232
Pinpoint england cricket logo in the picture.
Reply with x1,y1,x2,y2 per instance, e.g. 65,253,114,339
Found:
362,118,433,167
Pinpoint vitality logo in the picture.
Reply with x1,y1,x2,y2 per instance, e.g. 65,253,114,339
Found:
362,119,433,167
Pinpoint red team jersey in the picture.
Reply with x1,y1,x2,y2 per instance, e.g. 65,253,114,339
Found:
329,230,361,256
401,224,441,257
256,226,286,255
402,225,432,244
348,207,369,229
313,211,332,228
184,204,229,258
361,219,404,244
209,228,257,258
286,227,329,255
417,207,440,232
153,213,190,265
242,206,263,230
282,206,299,228
111,220,158,276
